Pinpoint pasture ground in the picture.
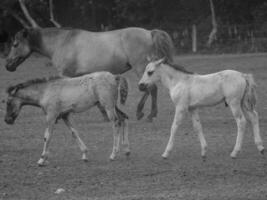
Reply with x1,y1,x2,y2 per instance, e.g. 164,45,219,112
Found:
1,54,267,200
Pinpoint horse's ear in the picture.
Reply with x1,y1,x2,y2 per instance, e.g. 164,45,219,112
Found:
22,29,29,38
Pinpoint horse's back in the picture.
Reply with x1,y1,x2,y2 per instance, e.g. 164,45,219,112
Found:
52,27,152,76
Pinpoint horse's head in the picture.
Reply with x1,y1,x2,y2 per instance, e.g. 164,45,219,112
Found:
4,86,23,124
138,58,165,91
5,29,33,72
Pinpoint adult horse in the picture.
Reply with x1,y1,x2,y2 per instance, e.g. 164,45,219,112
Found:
5,27,175,121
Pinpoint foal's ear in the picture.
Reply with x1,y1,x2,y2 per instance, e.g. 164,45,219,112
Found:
155,57,166,66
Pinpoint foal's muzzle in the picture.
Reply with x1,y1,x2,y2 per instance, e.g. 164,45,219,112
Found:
4,116,15,125
138,83,147,91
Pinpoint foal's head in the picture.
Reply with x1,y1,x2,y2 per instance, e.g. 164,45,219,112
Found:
138,58,165,91
4,86,23,124
5,28,39,72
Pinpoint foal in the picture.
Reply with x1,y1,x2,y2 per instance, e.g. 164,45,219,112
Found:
4,72,130,166
139,58,264,160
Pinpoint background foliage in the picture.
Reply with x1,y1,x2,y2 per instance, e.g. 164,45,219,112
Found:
1,0,267,53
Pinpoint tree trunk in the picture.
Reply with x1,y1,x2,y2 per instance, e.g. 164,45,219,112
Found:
18,0,40,28
192,24,197,52
207,0,217,47
0,4,30,28
49,0,61,27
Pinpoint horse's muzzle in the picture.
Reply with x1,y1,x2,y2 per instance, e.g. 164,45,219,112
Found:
5,59,17,72
138,83,147,91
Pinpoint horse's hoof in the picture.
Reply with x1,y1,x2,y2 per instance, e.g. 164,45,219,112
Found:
103,117,110,122
146,117,154,123
136,112,144,120
125,151,131,157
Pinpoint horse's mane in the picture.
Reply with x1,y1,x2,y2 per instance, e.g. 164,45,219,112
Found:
164,61,194,74
6,76,61,95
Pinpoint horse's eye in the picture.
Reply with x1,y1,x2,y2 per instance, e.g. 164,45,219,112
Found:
13,42,18,47
147,71,154,76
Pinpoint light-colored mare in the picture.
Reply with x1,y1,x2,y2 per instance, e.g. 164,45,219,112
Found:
4,72,129,166
5,27,174,121
139,58,264,159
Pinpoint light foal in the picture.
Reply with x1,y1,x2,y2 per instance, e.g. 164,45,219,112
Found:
4,72,130,166
139,58,264,160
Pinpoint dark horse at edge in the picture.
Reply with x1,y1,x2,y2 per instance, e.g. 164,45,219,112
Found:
5,27,175,121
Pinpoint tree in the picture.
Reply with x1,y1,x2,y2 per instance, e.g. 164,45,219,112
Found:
207,0,217,47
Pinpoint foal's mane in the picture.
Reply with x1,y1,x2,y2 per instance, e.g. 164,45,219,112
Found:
164,61,194,74
7,76,61,95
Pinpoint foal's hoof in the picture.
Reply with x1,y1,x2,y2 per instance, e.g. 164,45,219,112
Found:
162,154,168,160
37,159,47,167
136,112,145,120
202,155,207,162
260,149,265,155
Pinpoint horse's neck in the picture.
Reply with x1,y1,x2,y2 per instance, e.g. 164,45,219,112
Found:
31,29,68,59
159,65,190,90
17,86,44,107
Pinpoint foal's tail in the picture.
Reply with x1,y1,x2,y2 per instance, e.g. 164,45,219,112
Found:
151,29,175,62
115,76,128,105
242,74,257,111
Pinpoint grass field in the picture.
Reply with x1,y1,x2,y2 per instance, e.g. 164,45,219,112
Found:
1,53,267,200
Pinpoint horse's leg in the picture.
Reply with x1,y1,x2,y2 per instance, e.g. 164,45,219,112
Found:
147,84,158,122
37,120,55,166
96,102,110,122
136,91,149,120
190,109,207,160
162,106,185,159
229,102,247,158
244,109,264,154
62,115,88,161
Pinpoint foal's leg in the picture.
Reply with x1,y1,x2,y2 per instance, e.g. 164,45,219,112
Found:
110,120,121,160
37,121,55,166
147,84,158,122
229,102,247,158
105,108,121,160
62,115,88,161
96,102,110,122
120,120,130,156
162,106,185,159
136,91,149,120
190,109,208,160
244,109,264,154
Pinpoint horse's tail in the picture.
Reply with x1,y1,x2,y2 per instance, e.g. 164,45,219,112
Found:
115,76,128,105
241,74,257,112
151,29,175,62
